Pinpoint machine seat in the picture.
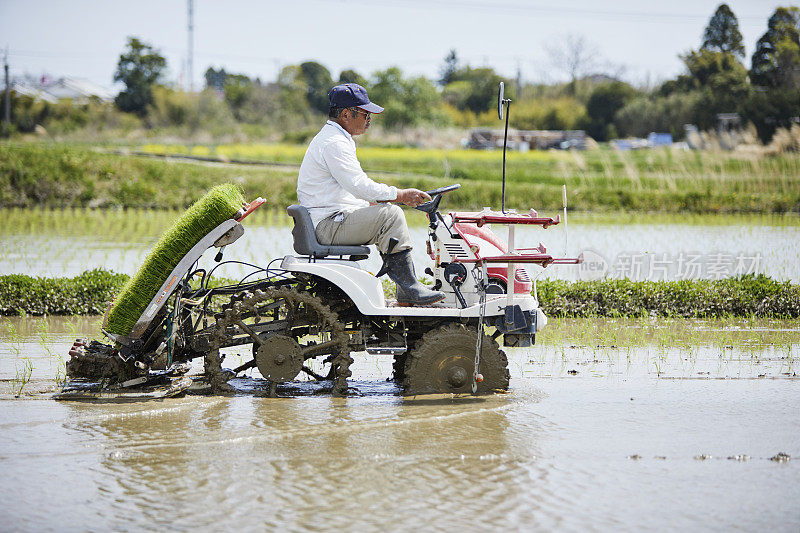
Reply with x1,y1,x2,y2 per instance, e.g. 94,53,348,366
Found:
287,205,370,258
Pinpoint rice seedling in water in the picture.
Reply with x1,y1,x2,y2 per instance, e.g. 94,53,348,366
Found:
36,318,53,353
12,356,34,397
35,318,68,386
3,321,23,358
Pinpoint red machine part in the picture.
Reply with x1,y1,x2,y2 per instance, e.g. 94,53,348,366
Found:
453,222,534,294
236,197,267,221
451,213,556,267
451,210,561,228
69,339,88,358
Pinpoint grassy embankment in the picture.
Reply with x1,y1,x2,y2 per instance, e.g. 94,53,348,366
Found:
1,270,798,318
1,141,799,213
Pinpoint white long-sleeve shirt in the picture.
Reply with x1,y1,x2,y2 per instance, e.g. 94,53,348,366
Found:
297,120,398,226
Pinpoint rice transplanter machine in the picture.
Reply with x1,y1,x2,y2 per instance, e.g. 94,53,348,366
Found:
60,83,582,399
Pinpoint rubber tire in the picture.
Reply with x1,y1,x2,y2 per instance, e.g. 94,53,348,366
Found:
403,323,509,395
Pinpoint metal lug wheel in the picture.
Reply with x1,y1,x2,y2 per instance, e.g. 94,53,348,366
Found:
403,323,509,395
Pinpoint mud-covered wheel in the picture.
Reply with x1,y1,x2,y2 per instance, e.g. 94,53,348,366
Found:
209,286,352,395
403,323,509,394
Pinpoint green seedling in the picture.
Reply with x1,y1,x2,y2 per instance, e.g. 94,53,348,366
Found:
36,318,55,357
105,183,246,336
4,322,23,358
12,356,34,397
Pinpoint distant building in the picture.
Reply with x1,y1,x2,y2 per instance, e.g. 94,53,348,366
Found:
611,133,673,151
647,132,673,147
10,76,115,103
467,128,589,150
683,115,744,151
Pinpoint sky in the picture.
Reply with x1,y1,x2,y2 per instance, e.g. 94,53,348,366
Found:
0,0,793,91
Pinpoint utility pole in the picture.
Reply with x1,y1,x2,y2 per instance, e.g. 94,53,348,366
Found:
274,59,281,82
187,0,194,91
4,47,9,127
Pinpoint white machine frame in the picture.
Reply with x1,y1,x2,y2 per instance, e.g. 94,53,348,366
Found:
280,254,547,330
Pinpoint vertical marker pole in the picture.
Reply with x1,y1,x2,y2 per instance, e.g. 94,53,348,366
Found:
501,99,510,213
562,184,568,257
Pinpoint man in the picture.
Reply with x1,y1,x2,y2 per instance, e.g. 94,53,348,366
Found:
296,83,444,306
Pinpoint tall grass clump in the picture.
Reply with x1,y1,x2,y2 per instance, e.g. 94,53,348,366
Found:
104,184,245,335
0,269,127,315
538,275,800,318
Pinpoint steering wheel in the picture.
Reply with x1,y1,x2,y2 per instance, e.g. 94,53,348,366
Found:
424,184,461,197
415,183,460,214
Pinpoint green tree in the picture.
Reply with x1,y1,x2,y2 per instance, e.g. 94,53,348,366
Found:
277,65,317,127
146,86,236,133
233,83,281,125
113,37,167,116
338,69,367,87
441,80,472,110
742,88,800,142
223,73,254,119
439,49,459,86
673,49,750,129
299,61,333,113
462,68,504,113
204,67,228,91
444,66,505,114
5,91,49,133
511,97,587,131
750,6,800,89
615,92,702,139
585,81,636,140
683,48,748,88
702,4,745,57
368,67,442,128
656,6,750,132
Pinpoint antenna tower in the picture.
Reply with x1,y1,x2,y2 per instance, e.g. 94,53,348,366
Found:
187,0,194,91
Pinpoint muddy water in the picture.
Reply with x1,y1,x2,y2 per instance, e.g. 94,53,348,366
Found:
1,317,799,531
2,210,799,282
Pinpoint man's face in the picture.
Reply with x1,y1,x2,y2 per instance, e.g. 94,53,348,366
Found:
340,107,371,136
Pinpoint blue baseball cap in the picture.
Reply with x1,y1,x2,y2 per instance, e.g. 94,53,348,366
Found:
328,83,384,113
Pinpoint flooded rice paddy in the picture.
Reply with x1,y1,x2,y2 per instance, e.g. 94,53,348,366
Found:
1,209,799,530
1,315,798,531
1,209,799,282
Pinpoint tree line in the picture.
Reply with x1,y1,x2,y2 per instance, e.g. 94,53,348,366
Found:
2,4,799,145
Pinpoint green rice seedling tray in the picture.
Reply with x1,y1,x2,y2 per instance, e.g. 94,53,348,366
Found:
103,218,243,345
103,184,255,340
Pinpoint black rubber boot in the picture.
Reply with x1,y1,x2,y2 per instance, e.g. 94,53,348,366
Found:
384,249,445,306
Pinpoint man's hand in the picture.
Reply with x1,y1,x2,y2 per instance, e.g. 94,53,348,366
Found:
395,188,432,208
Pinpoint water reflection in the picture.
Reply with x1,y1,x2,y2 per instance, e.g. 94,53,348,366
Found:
59,392,534,530
1,316,799,530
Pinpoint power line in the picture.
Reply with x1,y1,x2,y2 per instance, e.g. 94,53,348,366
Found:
312,0,770,22
7,49,103,59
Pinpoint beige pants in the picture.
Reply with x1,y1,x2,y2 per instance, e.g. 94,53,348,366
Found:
315,204,412,254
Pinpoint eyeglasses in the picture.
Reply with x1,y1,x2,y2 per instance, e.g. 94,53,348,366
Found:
353,109,371,120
